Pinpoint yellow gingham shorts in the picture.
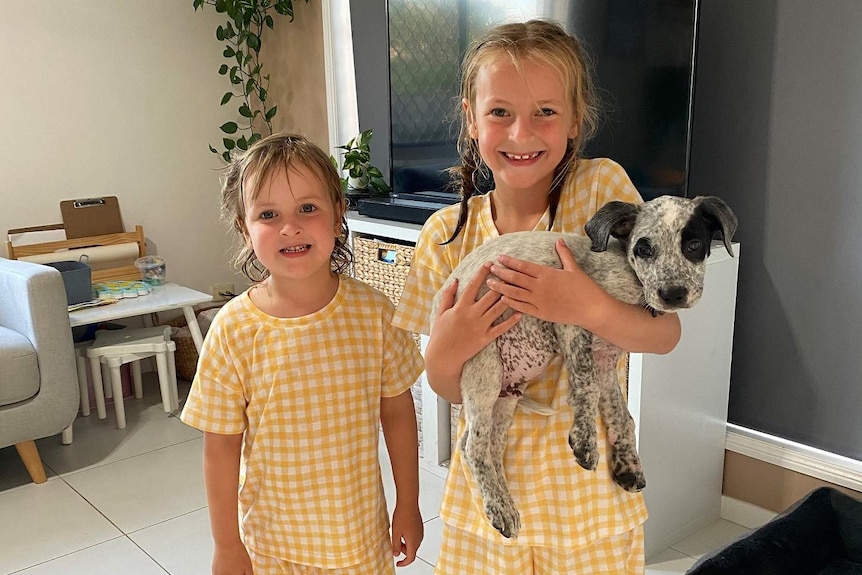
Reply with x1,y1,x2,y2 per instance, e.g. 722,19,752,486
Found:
247,535,396,575
434,523,644,575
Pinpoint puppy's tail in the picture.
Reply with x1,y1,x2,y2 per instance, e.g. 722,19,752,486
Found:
516,397,556,416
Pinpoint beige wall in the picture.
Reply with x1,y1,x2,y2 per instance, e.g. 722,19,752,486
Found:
1,1,327,294
723,451,862,512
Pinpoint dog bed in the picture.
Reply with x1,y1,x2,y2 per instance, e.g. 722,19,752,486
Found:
686,486,862,574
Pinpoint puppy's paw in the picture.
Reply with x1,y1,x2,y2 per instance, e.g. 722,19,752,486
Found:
485,496,520,539
611,445,646,492
569,433,599,470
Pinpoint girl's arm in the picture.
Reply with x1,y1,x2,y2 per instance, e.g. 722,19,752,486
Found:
489,239,681,354
379,390,423,567
424,263,522,405
203,431,253,575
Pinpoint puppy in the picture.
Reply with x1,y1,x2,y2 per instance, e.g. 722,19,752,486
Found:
430,195,738,538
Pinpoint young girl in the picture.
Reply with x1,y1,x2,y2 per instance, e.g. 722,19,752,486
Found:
181,134,425,575
393,20,681,574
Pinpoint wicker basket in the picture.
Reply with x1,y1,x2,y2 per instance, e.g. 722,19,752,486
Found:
164,315,199,382
352,235,415,307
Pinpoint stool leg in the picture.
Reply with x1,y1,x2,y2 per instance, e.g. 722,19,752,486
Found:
61,425,73,445
167,345,178,411
75,353,90,417
107,358,126,429
88,356,107,420
132,361,143,399
102,363,112,399
154,351,172,413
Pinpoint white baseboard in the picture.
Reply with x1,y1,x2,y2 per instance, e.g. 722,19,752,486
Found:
720,495,776,529
726,424,862,492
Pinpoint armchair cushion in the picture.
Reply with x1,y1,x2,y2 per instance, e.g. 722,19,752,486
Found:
0,325,39,405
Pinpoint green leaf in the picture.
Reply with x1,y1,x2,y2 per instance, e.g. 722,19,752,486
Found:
367,166,383,179
248,132,263,145
236,136,248,151
258,87,267,101
235,50,243,65
265,14,274,28
222,151,232,163
214,0,227,13
239,104,253,118
193,0,204,10
220,121,238,134
220,92,233,105
225,22,236,39
247,33,260,52
216,25,225,41
223,46,235,58
218,64,228,75
264,105,277,121
223,138,236,150
208,144,218,154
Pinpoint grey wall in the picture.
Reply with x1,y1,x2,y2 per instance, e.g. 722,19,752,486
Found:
689,0,862,459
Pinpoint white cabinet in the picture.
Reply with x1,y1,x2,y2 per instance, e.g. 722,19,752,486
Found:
346,212,741,558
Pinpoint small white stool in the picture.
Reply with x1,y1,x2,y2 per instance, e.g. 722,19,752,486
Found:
81,326,178,429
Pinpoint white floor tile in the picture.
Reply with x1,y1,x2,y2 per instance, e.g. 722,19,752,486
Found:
13,536,167,575
37,400,201,476
418,516,444,567
62,437,207,533
0,478,122,575
670,518,750,559
380,432,446,523
396,557,436,574
646,547,698,574
130,507,213,575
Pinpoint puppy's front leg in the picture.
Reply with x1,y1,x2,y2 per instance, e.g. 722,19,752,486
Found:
460,346,519,538
557,326,600,470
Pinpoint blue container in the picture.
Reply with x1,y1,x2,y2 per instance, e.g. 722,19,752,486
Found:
45,261,92,305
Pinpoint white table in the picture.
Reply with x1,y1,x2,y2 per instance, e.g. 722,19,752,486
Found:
69,283,212,352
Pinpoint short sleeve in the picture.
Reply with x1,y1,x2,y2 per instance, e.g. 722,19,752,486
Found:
392,215,453,336
380,311,425,398
595,159,643,207
180,309,248,435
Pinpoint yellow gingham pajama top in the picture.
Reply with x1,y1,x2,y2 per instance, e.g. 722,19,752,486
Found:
181,276,424,569
392,158,649,550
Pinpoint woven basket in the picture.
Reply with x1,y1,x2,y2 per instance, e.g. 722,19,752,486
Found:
353,235,415,307
164,315,199,382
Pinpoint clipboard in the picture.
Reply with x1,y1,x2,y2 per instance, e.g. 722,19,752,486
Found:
60,196,124,239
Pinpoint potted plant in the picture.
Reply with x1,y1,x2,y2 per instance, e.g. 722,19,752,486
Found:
335,130,391,195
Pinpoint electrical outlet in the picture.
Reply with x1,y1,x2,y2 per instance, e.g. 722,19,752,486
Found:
211,283,235,302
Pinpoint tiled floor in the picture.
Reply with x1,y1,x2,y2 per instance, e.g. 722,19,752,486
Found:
1,375,754,575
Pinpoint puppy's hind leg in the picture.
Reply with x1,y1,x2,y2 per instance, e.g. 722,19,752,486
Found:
557,327,600,470
487,395,521,537
460,347,519,538
596,353,645,492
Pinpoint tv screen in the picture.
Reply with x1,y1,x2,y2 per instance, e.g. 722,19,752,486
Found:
352,0,699,202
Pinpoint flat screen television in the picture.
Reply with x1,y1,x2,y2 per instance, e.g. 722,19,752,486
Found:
350,0,700,203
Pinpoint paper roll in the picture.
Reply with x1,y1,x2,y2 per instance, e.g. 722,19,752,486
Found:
21,242,140,271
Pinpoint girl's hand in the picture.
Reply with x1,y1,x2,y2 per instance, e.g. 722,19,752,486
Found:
391,504,423,567
488,238,610,330
425,262,522,403
212,541,253,575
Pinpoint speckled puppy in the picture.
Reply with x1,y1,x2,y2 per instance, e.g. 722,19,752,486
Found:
431,195,737,539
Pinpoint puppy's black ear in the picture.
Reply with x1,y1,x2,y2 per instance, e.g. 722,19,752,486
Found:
697,196,738,257
586,201,639,251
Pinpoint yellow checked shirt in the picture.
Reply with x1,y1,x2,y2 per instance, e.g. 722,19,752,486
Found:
392,158,649,548
181,276,424,568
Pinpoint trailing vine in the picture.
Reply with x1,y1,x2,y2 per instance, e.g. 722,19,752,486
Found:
193,0,310,162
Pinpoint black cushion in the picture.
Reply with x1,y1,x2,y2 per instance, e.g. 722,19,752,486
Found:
686,487,862,575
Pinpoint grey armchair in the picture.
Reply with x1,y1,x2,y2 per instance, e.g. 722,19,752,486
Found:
0,258,79,483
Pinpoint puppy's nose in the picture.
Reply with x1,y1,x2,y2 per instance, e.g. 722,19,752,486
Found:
658,286,688,306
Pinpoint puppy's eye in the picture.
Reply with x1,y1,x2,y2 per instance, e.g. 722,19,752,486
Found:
633,241,653,259
685,239,703,252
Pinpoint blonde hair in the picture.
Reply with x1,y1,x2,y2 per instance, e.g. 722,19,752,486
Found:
220,133,352,282
446,19,600,243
